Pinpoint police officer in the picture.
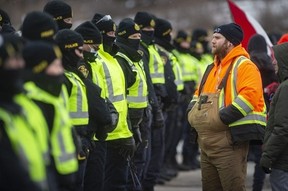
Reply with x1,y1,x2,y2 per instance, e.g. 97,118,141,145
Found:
55,29,90,191
74,21,121,191
43,0,73,30
21,11,79,191
91,14,136,191
0,34,49,191
154,17,184,184
115,17,148,191
75,20,117,141
134,11,165,189
173,30,201,171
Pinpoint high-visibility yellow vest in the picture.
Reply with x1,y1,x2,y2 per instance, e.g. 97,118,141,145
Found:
116,52,148,109
147,44,165,84
173,49,201,83
14,93,50,165
25,81,78,175
0,103,48,190
64,71,89,126
86,56,107,99
92,45,132,140
199,53,214,78
218,57,267,127
160,48,184,91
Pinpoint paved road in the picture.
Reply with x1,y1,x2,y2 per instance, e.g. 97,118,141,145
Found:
155,162,271,191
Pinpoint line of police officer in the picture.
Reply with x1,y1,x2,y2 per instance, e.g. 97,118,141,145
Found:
0,1,213,191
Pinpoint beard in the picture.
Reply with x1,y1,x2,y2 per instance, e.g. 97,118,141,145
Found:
212,41,230,60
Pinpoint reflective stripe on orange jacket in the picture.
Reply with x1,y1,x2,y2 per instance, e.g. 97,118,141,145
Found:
194,44,265,113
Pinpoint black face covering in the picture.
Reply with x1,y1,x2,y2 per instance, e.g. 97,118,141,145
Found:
127,39,141,50
103,35,116,54
141,30,154,45
0,69,23,101
57,20,72,30
62,49,81,69
83,50,97,62
0,69,23,114
34,73,65,97
116,37,142,62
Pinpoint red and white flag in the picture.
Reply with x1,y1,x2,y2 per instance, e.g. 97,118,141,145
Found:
227,0,273,51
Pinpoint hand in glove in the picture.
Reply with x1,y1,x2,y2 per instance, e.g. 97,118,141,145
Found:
152,108,165,129
78,137,91,160
105,99,119,133
105,112,119,133
260,156,272,174
118,137,136,159
95,126,108,142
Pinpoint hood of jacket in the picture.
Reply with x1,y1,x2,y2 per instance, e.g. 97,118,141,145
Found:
215,44,250,67
272,42,288,82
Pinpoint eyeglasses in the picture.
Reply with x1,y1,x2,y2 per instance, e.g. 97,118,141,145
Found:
95,15,112,24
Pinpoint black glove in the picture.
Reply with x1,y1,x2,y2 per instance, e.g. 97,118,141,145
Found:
152,108,165,129
78,137,91,160
118,137,136,159
260,156,272,174
95,126,108,142
105,112,119,133
132,127,142,146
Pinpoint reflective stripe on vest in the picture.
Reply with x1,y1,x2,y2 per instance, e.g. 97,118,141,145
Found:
87,60,107,98
93,48,132,140
179,52,200,82
148,45,165,84
116,52,148,108
219,56,266,127
60,84,69,110
0,108,48,190
14,93,50,165
97,56,125,103
25,81,78,174
64,72,89,125
170,51,184,91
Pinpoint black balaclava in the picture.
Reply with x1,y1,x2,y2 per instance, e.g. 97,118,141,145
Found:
43,0,73,30
55,29,83,69
0,34,25,113
134,11,156,45
92,13,118,55
0,9,11,27
116,18,142,62
74,21,102,62
23,41,64,96
192,28,210,54
154,17,174,51
173,30,191,53
21,11,58,42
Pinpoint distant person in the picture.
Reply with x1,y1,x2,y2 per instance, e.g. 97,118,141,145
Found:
43,0,73,30
260,42,288,191
187,23,266,191
0,9,16,34
247,34,278,191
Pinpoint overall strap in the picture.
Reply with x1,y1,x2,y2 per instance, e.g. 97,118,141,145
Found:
217,60,235,91
198,63,214,94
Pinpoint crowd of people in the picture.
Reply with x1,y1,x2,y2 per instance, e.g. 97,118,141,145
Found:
0,1,287,191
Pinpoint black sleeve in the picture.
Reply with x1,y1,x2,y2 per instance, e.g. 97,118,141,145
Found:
83,79,112,131
63,75,73,96
140,47,160,109
115,56,137,90
219,104,245,125
0,121,41,191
